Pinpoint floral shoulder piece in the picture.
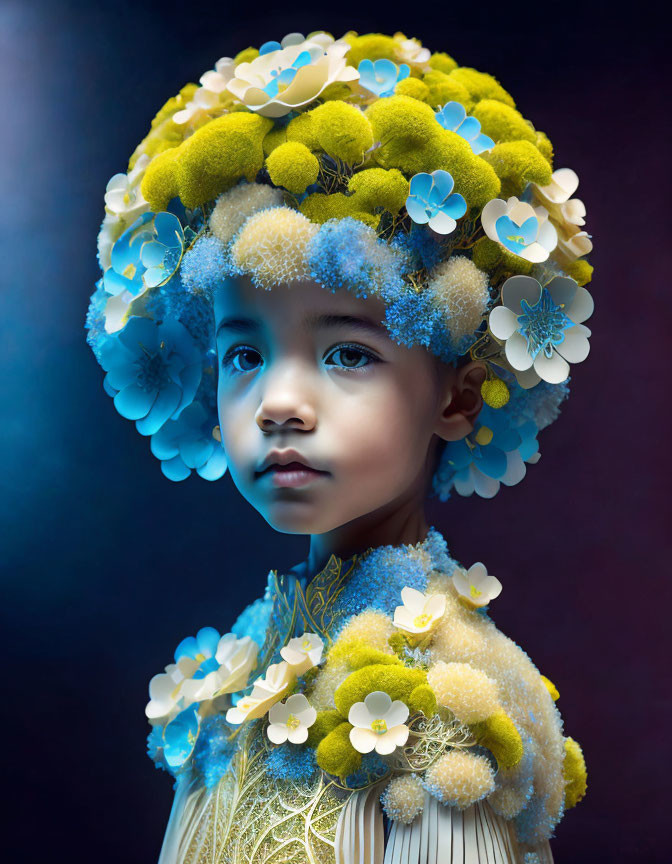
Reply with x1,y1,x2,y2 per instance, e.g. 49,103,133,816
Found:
145,544,586,851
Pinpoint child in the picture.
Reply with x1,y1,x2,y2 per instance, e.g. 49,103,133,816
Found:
87,30,592,864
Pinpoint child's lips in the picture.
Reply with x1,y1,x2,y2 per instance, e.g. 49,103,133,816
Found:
259,461,330,488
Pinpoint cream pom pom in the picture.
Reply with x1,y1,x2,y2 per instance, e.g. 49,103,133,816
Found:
336,610,395,652
230,206,319,288
381,774,426,824
488,783,530,819
427,255,490,342
427,661,500,723
209,182,284,245
423,750,495,808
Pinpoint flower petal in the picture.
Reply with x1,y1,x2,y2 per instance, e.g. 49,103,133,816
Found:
533,350,570,384
501,276,542,315
350,726,377,753
114,384,156,420
364,691,393,718
488,305,518,341
555,325,590,363
267,724,289,744
505,331,534,371
564,284,594,325
385,700,410,728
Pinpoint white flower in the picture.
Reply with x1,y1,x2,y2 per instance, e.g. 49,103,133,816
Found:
145,629,259,726
394,34,431,70
348,691,410,755
488,274,594,387
225,660,295,724
226,32,359,118
266,693,317,744
451,562,502,608
393,587,446,635
280,632,324,675
145,656,200,726
173,58,235,126
481,196,557,263
103,154,150,222
533,168,593,264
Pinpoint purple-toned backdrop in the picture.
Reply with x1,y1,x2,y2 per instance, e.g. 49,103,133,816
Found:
2,2,669,861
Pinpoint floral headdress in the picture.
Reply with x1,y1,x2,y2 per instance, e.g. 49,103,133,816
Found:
86,30,595,498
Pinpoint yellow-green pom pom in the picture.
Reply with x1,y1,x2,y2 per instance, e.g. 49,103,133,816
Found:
388,632,409,657
470,710,524,770
347,167,409,215
472,237,503,271
535,130,554,165
423,70,472,110
309,101,374,164
141,112,273,210
395,77,431,102
265,141,319,194
349,646,401,669
365,96,500,210
471,100,536,145
319,82,354,102
408,684,437,717
262,126,287,157
541,675,560,701
128,84,198,169
563,737,587,809
300,192,380,229
481,140,553,197
334,664,426,717
564,259,593,286
234,47,259,65
481,378,510,409
449,67,515,108
429,52,458,74
345,33,398,67
316,722,362,778
306,709,343,748
286,112,320,151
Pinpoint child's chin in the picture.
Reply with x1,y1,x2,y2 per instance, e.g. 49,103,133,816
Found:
261,503,340,536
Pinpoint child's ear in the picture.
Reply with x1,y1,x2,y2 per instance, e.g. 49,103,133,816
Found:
435,361,487,442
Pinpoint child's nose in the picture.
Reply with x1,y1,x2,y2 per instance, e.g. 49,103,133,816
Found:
255,367,317,432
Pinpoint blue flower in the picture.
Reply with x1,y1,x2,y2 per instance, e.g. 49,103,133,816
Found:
406,170,467,234
435,102,495,155
357,59,410,97
98,315,202,436
103,211,185,297
163,703,201,770
150,401,227,481
438,406,540,499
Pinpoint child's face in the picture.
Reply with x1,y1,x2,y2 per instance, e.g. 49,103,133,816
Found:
214,276,456,535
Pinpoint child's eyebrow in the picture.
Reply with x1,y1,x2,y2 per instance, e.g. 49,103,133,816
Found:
308,313,386,337
216,316,260,336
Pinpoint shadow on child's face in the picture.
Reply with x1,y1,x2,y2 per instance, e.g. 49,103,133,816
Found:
213,275,452,535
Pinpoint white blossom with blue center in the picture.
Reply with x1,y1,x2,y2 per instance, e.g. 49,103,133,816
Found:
489,275,594,387
481,196,557,262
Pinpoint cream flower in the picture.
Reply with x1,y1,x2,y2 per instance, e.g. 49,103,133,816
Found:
103,154,150,222
266,693,317,744
225,660,295,724
533,168,593,264
348,691,410,755
488,274,594,386
280,632,324,675
481,196,557,262
226,32,358,118
145,630,258,726
393,587,446,635
145,656,200,726
394,34,431,70
451,562,502,608
173,57,235,125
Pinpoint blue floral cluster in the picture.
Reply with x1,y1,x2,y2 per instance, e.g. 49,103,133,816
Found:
265,744,318,782
192,715,237,789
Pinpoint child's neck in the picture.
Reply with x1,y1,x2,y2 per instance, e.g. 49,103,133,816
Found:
305,495,430,578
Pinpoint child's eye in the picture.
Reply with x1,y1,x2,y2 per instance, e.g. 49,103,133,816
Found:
324,344,378,370
222,346,263,373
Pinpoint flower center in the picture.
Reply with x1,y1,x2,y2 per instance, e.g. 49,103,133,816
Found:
136,346,172,392
474,426,493,446
469,584,483,599
518,288,572,360
371,718,388,735
413,613,432,629
301,639,312,652
122,262,137,280
286,713,300,730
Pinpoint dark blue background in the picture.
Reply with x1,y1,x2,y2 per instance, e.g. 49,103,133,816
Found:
2,2,669,861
